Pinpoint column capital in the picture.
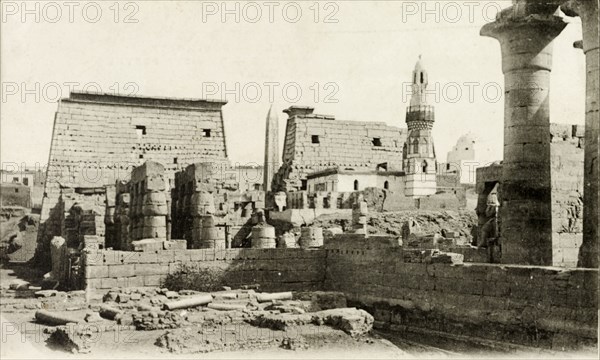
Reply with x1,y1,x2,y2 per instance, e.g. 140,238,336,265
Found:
481,11,567,73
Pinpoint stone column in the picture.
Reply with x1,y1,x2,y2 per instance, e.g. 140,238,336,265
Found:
299,227,324,248
50,236,67,283
351,198,369,235
197,215,226,249
104,185,116,249
190,191,215,247
574,0,599,268
481,11,566,265
251,224,276,248
130,161,168,241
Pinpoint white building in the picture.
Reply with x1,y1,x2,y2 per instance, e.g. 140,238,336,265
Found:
442,133,496,184
306,167,406,193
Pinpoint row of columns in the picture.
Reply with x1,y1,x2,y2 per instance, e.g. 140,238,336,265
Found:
481,1,598,267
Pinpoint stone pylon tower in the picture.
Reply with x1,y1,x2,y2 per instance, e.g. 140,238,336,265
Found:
403,56,437,197
263,105,279,192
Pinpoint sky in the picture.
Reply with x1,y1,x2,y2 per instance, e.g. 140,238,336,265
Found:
0,0,585,170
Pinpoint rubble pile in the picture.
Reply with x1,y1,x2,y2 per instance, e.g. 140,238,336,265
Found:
312,210,476,244
46,326,93,354
132,311,187,330
155,327,281,354
17,286,373,354
251,307,374,337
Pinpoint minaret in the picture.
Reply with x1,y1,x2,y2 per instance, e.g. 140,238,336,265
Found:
263,105,279,192
403,56,437,197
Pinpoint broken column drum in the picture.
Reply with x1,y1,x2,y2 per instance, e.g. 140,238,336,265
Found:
277,232,297,248
196,215,225,249
299,227,324,248
251,224,276,248
352,199,369,234
129,161,168,241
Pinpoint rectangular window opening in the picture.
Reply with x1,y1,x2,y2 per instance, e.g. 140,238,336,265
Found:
372,138,382,147
173,157,178,164
311,135,320,144
135,125,147,136
203,129,211,137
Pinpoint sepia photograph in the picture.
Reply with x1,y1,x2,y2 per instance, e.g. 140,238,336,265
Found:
0,0,598,358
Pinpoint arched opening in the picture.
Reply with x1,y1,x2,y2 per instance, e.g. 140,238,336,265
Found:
422,161,428,173
353,180,359,191
384,181,389,190
413,139,419,154
420,72,424,84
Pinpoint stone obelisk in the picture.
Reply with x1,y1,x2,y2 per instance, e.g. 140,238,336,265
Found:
263,105,279,192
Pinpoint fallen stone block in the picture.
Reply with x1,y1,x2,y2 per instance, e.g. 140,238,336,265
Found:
35,290,58,298
264,302,307,314
207,303,248,311
179,290,200,296
117,314,134,326
46,327,92,353
162,291,178,299
312,308,374,337
426,251,464,265
250,312,313,330
84,312,103,323
35,310,81,326
256,292,293,303
137,304,160,312
103,291,119,302
163,294,213,310
211,291,237,300
116,294,131,303
9,280,30,291
99,305,123,320
293,291,347,311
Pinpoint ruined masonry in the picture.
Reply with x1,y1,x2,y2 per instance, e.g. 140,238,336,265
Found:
37,92,228,266
273,107,407,192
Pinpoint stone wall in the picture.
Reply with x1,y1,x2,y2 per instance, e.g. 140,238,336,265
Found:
78,236,597,349
37,92,228,267
274,107,407,191
474,124,585,267
549,124,585,267
324,239,598,349
82,248,326,291
60,189,105,249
